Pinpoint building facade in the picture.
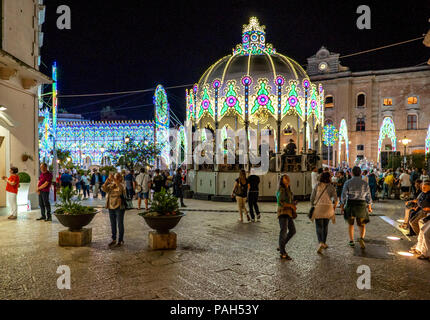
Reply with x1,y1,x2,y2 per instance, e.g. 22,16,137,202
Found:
307,46,430,167
0,0,51,208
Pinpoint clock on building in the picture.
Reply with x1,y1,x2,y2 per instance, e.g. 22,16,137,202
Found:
318,62,328,72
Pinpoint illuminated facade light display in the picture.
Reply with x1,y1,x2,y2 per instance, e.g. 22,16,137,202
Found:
338,119,349,164
377,117,397,164
52,78,172,167
56,120,156,166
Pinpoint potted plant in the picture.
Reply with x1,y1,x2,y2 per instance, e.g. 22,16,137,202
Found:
54,187,99,232
139,188,185,234
17,172,31,208
21,153,34,162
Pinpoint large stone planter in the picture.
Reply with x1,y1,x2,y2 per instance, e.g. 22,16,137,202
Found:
17,183,30,207
140,213,185,250
55,210,99,232
141,213,185,234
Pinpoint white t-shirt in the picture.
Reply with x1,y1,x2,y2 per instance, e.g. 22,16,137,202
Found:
399,173,411,187
421,174,429,182
136,173,151,193
311,171,319,189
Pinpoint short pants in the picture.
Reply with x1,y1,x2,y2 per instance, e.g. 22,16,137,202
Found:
138,192,149,199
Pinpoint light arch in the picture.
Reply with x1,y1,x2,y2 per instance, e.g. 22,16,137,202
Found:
425,125,430,159
338,119,349,164
377,117,397,164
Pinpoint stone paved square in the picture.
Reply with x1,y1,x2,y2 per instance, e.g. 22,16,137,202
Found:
1,198,429,300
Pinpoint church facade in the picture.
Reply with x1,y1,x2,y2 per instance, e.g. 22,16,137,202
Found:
307,47,430,167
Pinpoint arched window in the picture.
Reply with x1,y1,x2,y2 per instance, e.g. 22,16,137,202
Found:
408,96,418,105
356,118,365,131
325,95,334,108
407,114,417,130
357,93,366,108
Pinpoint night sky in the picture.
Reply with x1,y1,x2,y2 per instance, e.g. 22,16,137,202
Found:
41,0,430,122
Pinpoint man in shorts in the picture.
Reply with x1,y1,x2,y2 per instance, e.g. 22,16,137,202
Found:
340,166,373,249
135,168,151,210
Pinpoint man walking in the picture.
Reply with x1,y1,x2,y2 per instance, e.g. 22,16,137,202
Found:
340,166,372,249
100,170,108,198
36,163,53,222
124,169,136,200
90,169,102,199
247,174,261,222
135,168,151,210
60,170,73,189
152,169,164,194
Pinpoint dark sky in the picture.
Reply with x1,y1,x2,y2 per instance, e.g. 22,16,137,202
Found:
41,0,430,122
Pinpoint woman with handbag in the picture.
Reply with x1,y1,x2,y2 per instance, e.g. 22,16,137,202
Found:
309,172,338,254
276,174,297,260
102,173,126,248
231,170,249,222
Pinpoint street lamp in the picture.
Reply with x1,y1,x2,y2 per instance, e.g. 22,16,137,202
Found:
125,136,130,144
100,147,106,165
401,136,411,169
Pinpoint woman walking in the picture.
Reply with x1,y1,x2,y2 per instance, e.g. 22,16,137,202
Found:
310,172,338,254
2,167,20,220
102,173,126,247
277,174,297,260
232,170,249,222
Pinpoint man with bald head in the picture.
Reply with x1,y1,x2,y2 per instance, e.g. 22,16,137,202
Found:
36,163,53,221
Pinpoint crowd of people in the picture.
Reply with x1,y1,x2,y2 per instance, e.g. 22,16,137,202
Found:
2,161,430,260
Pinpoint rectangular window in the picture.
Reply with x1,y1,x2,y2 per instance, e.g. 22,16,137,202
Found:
383,98,392,106
325,96,334,108
357,145,364,151
407,115,417,130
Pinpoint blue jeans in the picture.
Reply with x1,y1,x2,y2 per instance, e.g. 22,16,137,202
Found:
369,185,377,201
382,183,392,199
109,208,125,242
278,215,296,255
315,218,329,244
38,191,51,219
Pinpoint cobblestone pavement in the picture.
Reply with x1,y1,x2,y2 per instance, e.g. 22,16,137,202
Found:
0,197,429,300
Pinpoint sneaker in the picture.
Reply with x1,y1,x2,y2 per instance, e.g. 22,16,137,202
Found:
8,216,17,220
251,219,256,223
348,241,355,247
36,217,45,221
317,245,324,254
322,243,329,249
45,217,52,222
116,241,124,247
257,215,261,221
108,240,117,247
246,215,251,222
359,238,366,249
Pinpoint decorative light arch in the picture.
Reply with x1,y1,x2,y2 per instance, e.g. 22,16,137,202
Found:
154,85,171,167
338,119,349,164
377,117,397,164
425,125,430,159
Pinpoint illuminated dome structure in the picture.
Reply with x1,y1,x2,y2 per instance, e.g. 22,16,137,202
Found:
186,17,325,199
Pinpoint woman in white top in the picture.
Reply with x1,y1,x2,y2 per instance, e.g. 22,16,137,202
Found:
310,171,338,254
420,169,429,182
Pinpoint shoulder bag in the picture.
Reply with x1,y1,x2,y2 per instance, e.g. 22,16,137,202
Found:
308,184,329,220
